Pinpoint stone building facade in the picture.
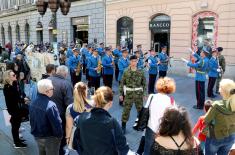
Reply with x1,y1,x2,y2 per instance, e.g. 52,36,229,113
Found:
106,0,235,78
0,0,105,47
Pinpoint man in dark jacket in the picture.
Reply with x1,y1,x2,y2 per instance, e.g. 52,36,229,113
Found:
47,65,73,155
29,79,62,155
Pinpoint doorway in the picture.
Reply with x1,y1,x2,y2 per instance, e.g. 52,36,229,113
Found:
73,25,88,45
153,33,170,55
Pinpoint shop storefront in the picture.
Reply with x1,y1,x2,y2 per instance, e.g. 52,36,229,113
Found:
106,0,235,78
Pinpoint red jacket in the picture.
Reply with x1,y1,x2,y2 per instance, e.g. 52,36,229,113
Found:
192,116,206,141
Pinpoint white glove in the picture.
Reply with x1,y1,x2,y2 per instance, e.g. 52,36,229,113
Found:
127,150,138,155
181,58,189,64
188,48,193,53
217,69,221,72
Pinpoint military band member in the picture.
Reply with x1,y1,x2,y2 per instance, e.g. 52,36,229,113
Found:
113,45,122,81
102,47,115,88
207,49,219,98
135,50,144,70
158,46,169,78
118,49,130,106
148,49,159,94
216,47,226,93
118,49,130,82
186,48,209,109
97,43,105,58
119,55,147,134
80,43,89,74
87,49,101,90
68,48,83,86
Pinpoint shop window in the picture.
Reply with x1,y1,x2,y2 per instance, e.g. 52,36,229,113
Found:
117,16,133,52
1,26,5,46
25,23,30,44
8,25,12,44
192,11,218,51
16,24,20,42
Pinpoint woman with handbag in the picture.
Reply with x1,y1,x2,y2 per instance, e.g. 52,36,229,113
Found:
74,86,135,155
150,106,203,155
143,77,176,155
65,82,93,150
204,79,235,155
3,70,27,148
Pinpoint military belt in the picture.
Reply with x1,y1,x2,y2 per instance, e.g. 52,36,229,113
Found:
123,86,143,95
196,70,206,74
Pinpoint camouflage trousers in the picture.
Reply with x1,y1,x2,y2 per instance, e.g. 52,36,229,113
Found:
121,91,143,123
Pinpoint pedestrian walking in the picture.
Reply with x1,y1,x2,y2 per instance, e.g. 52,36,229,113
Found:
119,55,147,134
102,47,114,88
29,79,62,155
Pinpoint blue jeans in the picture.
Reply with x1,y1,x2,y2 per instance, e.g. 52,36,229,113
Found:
205,134,235,155
144,127,155,155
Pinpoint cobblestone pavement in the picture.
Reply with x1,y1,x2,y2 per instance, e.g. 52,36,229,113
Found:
0,73,221,155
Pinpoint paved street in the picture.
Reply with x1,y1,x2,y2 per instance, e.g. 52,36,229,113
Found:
0,73,221,155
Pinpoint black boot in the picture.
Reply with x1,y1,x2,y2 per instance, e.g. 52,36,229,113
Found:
137,136,145,155
122,122,126,134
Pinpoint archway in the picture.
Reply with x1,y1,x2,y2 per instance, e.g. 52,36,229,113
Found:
1,26,5,46
117,16,133,52
25,23,30,44
16,24,20,42
8,25,12,44
192,11,218,51
150,14,171,55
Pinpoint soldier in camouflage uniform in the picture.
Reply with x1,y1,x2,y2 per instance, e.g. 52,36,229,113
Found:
119,55,147,134
216,47,226,93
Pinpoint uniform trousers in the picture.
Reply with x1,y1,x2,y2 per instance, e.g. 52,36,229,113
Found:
207,77,217,97
148,74,157,94
195,81,205,109
115,63,119,81
103,74,113,88
159,71,167,78
216,76,222,93
122,92,143,123
70,71,82,87
90,76,100,90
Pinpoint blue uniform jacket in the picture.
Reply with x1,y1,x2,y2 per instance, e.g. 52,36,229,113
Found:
66,48,73,58
208,56,219,78
81,48,89,65
158,52,169,71
113,48,122,64
29,93,62,138
137,58,144,70
102,55,114,75
118,57,129,81
68,55,83,73
187,53,209,82
148,56,158,75
87,55,101,77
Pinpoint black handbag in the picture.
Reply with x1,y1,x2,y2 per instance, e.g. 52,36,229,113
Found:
133,95,154,131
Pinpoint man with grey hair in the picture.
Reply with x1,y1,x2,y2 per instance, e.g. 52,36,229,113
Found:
29,79,62,155
47,65,73,155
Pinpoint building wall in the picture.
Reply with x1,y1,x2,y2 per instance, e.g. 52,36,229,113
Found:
106,0,235,78
0,0,104,47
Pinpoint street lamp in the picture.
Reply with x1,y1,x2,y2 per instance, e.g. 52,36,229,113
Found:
35,0,71,43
